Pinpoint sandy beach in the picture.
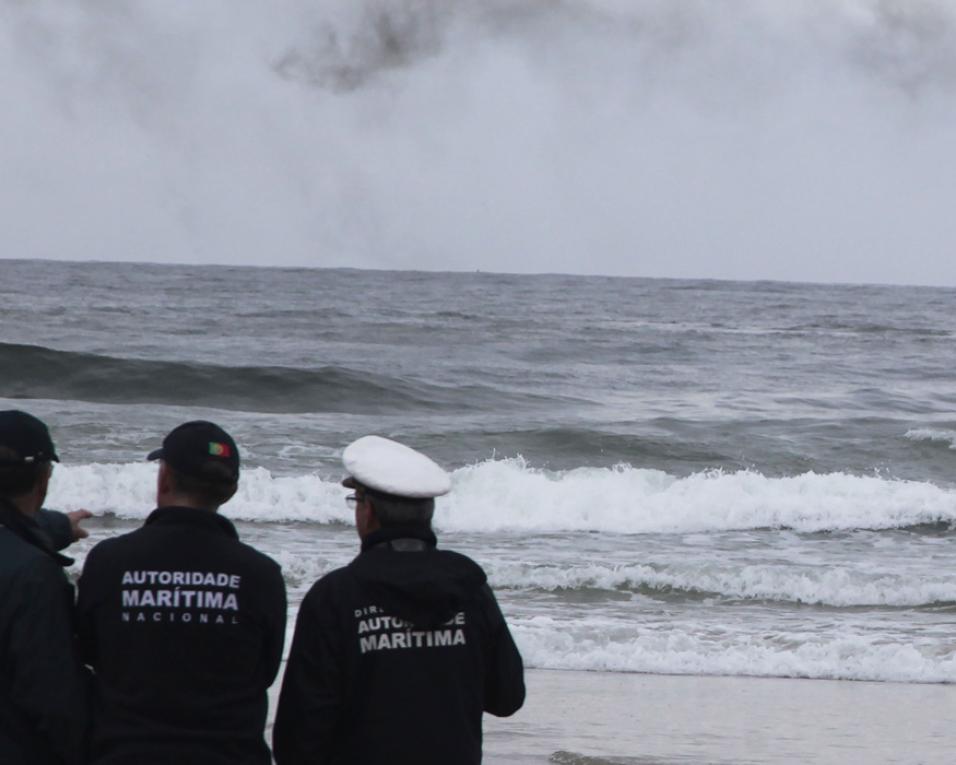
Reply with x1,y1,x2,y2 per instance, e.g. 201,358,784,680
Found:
483,669,955,765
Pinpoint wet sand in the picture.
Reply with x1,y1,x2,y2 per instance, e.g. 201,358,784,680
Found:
483,669,956,765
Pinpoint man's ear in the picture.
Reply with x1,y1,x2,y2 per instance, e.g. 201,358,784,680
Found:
32,463,53,511
157,461,173,496
364,497,382,534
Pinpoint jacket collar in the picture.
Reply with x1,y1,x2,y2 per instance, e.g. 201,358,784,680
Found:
145,506,239,540
0,497,74,567
361,524,437,553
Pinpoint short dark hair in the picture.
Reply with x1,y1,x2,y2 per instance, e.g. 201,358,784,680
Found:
0,447,47,498
166,461,237,509
366,490,434,527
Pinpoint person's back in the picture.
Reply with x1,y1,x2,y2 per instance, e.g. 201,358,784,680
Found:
282,535,523,764
77,421,286,765
274,436,524,765
0,410,87,765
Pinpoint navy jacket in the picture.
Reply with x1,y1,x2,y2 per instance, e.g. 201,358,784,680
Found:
77,506,287,765
273,526,525,765
37,508,75,551
0,501,87,765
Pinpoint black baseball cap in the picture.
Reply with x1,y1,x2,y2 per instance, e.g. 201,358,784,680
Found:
147,421,239,483
0,410,60,464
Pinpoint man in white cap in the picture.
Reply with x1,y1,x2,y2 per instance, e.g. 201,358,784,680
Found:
273,436,525,765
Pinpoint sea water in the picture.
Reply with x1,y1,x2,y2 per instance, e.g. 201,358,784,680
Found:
2,259,956,759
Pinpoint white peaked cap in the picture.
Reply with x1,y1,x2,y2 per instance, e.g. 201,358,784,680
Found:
341,435,452,498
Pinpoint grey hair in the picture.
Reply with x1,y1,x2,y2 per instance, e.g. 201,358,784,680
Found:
366,491,434,527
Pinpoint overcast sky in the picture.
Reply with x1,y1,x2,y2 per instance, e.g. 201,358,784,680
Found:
3,0,956,286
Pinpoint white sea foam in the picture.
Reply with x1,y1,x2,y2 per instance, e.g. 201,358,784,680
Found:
47,459,956,533
51,462,954,685
46,463,352,523
270,550,340,591
487,563,956,608
905,428,956,450
512,618,956,684
445,459,956,533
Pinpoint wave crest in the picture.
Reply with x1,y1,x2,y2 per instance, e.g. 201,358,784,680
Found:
905,428,956,450
45,458,956,534
489,562,956,608
514,620,956,683
0,342,556,414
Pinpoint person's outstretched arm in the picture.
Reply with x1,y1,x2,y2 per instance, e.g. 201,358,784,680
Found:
36,508,92,551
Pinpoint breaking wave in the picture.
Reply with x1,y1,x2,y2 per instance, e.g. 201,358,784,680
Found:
46,458,956,533
486,562,956,608
905,428,956,450
513,619,956,683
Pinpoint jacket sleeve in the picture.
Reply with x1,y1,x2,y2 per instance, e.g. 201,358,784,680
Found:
272,582,344,765
479,584,525,717
262,562,288,687
36,508,73,551
75,543,106,668
6,559,88,765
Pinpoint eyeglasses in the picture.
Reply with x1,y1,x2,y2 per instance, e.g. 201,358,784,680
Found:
345,494,359,508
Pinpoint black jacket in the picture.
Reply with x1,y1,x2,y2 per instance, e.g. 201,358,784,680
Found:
273,526,525,765
76,506,287,765
0,500,88,765
37,507,75,552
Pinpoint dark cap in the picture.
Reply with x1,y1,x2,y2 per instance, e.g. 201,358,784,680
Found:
147,421,239,483
0,410,60,464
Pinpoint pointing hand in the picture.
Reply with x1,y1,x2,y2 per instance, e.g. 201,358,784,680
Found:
67,509,94,541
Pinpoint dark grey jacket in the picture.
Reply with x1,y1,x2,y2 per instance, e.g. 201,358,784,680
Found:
77,506,287,765
273,525,524,765
0,502,88,765
36,508,75,552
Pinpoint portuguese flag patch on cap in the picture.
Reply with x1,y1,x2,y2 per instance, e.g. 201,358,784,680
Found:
209,441,231,457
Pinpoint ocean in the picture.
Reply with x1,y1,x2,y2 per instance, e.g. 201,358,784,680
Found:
2,258,955,762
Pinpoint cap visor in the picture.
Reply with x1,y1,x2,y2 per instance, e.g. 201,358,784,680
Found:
342,476,359,489
146,447,164,461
